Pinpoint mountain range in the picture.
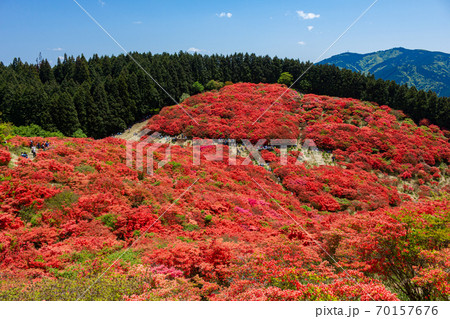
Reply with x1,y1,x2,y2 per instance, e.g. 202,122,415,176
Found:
319,47,450,97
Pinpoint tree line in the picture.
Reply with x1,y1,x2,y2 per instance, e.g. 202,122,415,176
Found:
0,51,448,138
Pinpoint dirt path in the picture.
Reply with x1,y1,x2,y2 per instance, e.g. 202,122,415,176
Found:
8,147,45,168
9,152,19,168
114,120,149,141
113,119,332,167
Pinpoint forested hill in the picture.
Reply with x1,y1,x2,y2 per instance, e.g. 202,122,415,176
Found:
319,47,450,97
1,51,449,138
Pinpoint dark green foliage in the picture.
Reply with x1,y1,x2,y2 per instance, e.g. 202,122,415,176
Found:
88,79,112,138
50,92,80,136
38,59,53,84
298,79,312,92
73,55,90,84
0,51,448,139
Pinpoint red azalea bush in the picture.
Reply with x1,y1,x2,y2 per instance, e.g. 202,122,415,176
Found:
275,164,401,212
321,199,450,301
146,83,303,142
0,149,11,166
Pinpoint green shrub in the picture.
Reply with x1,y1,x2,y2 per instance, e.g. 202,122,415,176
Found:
45,191,79,211
168,161,182,170
133,230,141,237
176,236,194,243
106,250,141,265
179,93,190,102
71,129,87,138
18,205,37,224
98,213,118,230
12,124,64,137
183,224,199,232
277,72,293,86
205,80,224,91
0,274,152,301
204,215,213,224
0,122,13,144
192,81,204,94
74,165,96,174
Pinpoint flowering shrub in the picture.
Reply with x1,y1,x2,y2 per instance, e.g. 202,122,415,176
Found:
321,199,450,301
1,83,449,300
146,83,303,142
275,164,401,212
0,149,11,166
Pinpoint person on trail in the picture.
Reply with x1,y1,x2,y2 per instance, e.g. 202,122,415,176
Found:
31,146,37,158
37,142,41,149
45,141,50,148
29,140,33,147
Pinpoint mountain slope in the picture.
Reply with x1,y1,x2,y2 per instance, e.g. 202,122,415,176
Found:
1,83,449,301
319,47,450,97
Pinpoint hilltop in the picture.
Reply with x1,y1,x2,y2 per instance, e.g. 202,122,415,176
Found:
319,47,450,97
0,83,449,301
2,50,449,140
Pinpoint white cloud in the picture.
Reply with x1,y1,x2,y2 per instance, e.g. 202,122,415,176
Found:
133,21,142,24
307,25,314,31
216,12,232,18
297,10,320,20
51,48,63,51
98,0,106,7
187,47,202,53
297,41,306,45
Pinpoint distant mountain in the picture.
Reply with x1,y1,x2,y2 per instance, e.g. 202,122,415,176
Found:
319,47,450,97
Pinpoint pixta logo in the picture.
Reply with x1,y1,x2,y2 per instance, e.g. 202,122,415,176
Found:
126,129,171,175
126,130,327,175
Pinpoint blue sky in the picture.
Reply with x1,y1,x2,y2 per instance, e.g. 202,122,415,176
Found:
1,0,449,65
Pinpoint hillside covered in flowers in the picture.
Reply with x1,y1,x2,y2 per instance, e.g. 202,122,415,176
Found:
0,83,449,301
